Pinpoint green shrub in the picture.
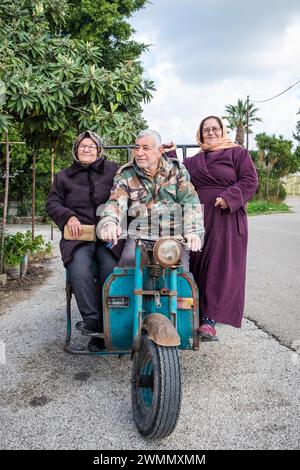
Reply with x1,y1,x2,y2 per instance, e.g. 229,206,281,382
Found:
3,231,51,265
254,175,287,202
247,200,289,215
3,232,27,265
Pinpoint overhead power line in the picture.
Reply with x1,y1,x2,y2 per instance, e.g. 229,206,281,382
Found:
245,79,300,149
252,79,300,103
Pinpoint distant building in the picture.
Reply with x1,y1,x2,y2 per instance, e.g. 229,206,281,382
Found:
283,174,300,196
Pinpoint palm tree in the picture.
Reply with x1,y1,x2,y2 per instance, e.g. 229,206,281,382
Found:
293,116,300,142
222,99,262,146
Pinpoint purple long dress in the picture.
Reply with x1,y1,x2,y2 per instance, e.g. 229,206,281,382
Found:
184,146,258,328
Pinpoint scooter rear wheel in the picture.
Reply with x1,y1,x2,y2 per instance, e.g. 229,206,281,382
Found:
131,333,181,439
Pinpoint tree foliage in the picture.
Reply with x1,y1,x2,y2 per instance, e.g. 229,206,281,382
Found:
0,0,154,142
0,0,154,217
254,133,300,201
255,133,298,178
223,99,262,146
64,0,149,69
293,108,300,143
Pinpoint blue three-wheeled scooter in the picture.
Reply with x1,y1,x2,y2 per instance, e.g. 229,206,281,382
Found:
65,236,200,439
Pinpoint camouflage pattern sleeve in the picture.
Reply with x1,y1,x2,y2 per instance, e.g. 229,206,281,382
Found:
176,166,205,240
97,173,129,232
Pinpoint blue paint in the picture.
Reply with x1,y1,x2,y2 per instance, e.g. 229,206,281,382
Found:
67,239,199,354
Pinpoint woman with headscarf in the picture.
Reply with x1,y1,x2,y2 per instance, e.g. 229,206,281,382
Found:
166,116,258,340
47,130,123,351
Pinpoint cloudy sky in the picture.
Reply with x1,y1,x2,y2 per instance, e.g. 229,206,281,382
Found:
130,0,300,152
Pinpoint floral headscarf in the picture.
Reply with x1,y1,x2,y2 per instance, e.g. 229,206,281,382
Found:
72,130,104,162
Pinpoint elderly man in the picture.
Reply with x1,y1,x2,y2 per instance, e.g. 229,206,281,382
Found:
97,129,204,265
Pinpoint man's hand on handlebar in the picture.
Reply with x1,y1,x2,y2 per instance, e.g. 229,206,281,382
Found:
185,233,202,252
101,223,122,246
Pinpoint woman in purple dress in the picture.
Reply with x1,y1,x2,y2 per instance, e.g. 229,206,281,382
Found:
180,116,258,340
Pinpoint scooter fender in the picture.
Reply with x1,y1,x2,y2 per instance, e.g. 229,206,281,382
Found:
141,313,180,347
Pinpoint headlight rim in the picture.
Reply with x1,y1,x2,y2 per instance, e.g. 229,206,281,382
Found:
153,237,182,267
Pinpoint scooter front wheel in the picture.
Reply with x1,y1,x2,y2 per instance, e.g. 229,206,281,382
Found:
131,333,181,439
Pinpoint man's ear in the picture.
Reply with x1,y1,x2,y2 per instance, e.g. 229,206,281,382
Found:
159,145,165,154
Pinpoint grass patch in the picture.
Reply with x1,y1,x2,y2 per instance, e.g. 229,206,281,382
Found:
247,200,290,215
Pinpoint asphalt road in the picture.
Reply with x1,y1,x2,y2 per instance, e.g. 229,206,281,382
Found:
246,197,300,349
0,203,299,450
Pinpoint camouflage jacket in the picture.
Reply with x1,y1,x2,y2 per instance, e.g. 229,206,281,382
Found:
97,154,204,240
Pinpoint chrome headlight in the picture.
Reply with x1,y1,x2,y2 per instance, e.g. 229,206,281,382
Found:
153,237,182,267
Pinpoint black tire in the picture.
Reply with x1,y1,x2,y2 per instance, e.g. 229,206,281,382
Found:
131,333,181,439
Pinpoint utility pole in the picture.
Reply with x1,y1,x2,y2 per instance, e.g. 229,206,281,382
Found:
0,136,26,273
246,95,250,150
0,133,10,274
50,146,55,241
32,150,36,240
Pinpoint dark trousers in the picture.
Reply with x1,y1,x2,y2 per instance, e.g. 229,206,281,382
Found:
67,242,117,330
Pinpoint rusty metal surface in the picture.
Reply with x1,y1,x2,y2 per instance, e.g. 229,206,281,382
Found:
133,289,177,296
142,313,180,346
179,272,200,350
177,297,194,310
103,272,129,351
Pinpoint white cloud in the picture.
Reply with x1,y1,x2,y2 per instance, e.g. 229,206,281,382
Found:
131,1,300,150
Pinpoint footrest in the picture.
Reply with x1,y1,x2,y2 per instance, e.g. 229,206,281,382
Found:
80,331,105,338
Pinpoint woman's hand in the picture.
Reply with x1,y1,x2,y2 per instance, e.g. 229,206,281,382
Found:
163,141,177,151
66,216,83,239
215,197,229,210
